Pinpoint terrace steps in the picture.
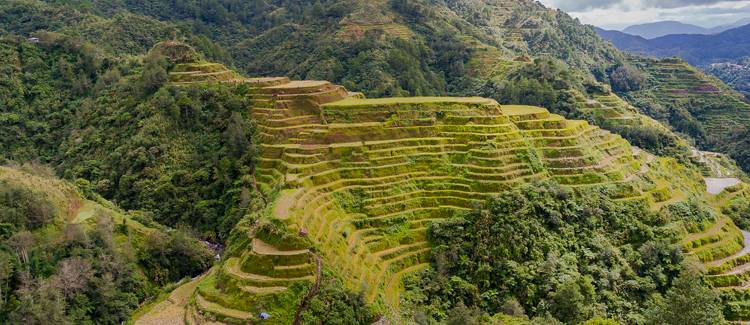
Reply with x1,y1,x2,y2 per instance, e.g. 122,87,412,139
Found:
195,294,252,322
685,218,750,321
169,73,690,320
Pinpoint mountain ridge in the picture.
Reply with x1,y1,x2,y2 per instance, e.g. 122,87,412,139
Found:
597,23,750,66
623,20,709,39
617,18,750,39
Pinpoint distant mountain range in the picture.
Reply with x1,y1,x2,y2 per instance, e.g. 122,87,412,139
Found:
621,18,750,39
596,23,750,66
597,23,750,98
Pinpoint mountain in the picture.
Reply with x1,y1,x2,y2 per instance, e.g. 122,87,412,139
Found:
619,19,750,39
599,24,750,66
132,50,716,325
623,21,709,39
595,27,650,51
2,0,750,324
707,17,750,34
597,23,750,97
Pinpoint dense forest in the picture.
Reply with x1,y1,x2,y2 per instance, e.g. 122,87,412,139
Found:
403,182,724,323
0,165,213,324
0,33,258,241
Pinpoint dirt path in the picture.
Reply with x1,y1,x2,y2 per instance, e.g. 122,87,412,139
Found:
134,273,207,325
293,254,323,325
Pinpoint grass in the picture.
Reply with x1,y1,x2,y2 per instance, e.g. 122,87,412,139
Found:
264,80,330,89
130,272,210,325
322,96,497,107
501,105,549,116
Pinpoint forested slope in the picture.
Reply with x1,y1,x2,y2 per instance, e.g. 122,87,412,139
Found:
0,164,212,324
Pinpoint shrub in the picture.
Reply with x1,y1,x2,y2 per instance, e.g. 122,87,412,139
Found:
610,64,645,92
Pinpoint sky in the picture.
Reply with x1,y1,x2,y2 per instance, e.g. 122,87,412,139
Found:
538,0,750,30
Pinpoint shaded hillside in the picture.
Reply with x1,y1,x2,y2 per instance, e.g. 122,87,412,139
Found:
2,0,624,97
622,57,750,154
0,34,260,241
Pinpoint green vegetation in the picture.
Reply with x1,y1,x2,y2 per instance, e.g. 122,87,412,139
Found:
172,69,705,323
298,274,375,324
402,181,723,324
0,34,259,241
610,64,646,92
0,165,211,324
322,96,495,107
483,58,581,119
2,0,750,323
622,57,750,172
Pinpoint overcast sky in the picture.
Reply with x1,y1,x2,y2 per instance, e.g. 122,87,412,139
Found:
538,0,750,30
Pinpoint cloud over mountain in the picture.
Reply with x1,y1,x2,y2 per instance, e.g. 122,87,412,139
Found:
547,0,749,10
540,0,750,29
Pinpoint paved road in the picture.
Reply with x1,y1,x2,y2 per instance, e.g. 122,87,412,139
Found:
705,177,741,195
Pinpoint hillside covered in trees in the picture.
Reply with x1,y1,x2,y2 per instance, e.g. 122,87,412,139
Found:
2,0,750,324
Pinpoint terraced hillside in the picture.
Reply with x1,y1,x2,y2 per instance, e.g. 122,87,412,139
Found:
127,63,717,323
627,57,750,145
685,183,750,322
168,62,242,84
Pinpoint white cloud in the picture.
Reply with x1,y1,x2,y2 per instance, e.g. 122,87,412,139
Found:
538,0,750,29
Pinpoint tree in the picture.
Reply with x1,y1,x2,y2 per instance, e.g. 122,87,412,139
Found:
447,302,481,325
139,229,212,284
644,267,724,325
139,54,168,95
10,275,69,325
549,277,597,324
610,64,645,92
224,112,252,158
0,250,12,305
7,231,34,264
299,277,374,325
54,257,93,299
501,298,526,317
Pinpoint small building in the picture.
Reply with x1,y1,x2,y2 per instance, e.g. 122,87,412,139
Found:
28,37,40,43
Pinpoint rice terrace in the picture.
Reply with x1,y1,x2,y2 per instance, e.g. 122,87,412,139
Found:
3,0,750,324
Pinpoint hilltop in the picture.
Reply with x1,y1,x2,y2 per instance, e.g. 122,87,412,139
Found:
615,18,750,39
